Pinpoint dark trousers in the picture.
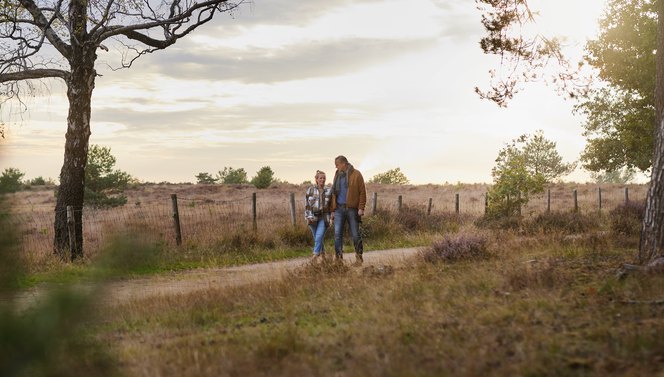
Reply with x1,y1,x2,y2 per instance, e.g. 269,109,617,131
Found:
334,206,362,256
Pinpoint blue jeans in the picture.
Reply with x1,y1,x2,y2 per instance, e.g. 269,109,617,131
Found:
334,206,363,256
309,218,328,255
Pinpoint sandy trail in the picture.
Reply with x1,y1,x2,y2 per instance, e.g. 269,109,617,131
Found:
8,247,422,310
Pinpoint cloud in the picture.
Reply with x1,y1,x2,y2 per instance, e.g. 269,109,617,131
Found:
91,102,387,134
119,37,436,84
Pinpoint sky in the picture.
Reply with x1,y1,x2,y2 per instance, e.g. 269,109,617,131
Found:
0,0,625,185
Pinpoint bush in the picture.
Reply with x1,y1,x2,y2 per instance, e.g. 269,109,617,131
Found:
251,166,275,189
28,176,46,186
368,167,410,184
195,172,217,184
395,206,427,232
421,232,491,263
85,145,131,207
609,200,645,237
528,211,600,235
0,168,24,194
277,225,313,247
475,215,523,232
477,211,600,235
216,167,248,184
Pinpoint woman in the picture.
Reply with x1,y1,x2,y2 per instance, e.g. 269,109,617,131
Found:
305,170,332,260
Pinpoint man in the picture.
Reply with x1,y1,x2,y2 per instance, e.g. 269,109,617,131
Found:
330,155,367,264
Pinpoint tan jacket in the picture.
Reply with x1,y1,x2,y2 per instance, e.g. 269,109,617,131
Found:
331,165,367,212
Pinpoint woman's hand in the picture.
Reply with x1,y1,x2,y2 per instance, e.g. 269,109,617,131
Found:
330,212,335,221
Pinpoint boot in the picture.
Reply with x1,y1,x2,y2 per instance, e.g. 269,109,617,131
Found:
335,253,343,261
353,253,363,266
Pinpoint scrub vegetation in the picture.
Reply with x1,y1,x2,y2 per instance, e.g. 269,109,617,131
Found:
2,182,661,376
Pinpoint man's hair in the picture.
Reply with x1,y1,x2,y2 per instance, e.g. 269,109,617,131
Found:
335,155,348,164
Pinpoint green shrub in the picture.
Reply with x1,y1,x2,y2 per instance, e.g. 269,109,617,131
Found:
85,145,131,207
486,135,545,219
0,168,24,194
195,172,217,184
28,176,46,186
216,167,249,184
368,167,410,185
251,166,275,189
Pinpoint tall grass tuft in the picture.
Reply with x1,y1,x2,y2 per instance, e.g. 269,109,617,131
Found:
476,211,601,235
504,259,572,292
609,200,645,237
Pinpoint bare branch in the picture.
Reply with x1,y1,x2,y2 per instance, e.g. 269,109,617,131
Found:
97,0,243,47
17,0,72,59
0,69,68,82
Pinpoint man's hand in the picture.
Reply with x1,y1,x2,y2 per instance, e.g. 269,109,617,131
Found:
358,209,364,217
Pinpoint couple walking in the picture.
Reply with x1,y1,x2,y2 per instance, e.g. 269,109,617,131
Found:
304,155,366,264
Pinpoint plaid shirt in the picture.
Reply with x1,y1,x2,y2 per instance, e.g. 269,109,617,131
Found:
305,185,332,225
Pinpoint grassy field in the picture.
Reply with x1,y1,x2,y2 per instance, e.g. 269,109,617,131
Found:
89,234,664,377
1,183,661,376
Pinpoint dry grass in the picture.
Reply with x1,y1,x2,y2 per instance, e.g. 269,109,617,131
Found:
2,182,648,263
73,226,664,377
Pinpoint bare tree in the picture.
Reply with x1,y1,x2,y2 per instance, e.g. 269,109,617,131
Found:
0,0,245,260
476,0,664,265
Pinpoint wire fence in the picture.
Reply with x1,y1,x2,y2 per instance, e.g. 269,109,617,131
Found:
1,186,647,258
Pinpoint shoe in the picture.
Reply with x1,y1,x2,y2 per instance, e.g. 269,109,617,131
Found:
353,253,363,266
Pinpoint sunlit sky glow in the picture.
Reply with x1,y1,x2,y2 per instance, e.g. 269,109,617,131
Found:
1,0,626,185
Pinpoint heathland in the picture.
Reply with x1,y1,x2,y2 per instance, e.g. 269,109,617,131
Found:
1,181,662,377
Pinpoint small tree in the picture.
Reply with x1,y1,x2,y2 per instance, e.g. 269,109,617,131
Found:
368,168,410,184
486,136,546,219
522,130,577,182
0,168,25,194
251,166,275,189
84,145,131,207
216,167,248,184
590,168,637,184
195,173,218,185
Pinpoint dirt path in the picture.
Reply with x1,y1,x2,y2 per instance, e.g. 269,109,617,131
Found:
9,247,423,310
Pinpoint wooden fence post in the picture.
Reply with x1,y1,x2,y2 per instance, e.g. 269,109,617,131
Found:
598,187,602,212
398,195,402,212
252,192,257,232
484,193,488,214
455,193,459,214
573,189,578,212
547,189,551,212
372,192,378,215
624,187,629,203
289,192,296,230
170,194,182,246
427,198,433,216
66,206,76,261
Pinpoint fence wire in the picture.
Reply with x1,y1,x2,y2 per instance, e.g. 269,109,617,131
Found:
1,187,647,258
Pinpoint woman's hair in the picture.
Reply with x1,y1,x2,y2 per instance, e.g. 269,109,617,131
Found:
335,155,348,164
315,170,326,180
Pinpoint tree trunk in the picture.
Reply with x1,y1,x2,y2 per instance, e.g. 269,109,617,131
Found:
637,0,664,265
53,0,96,260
